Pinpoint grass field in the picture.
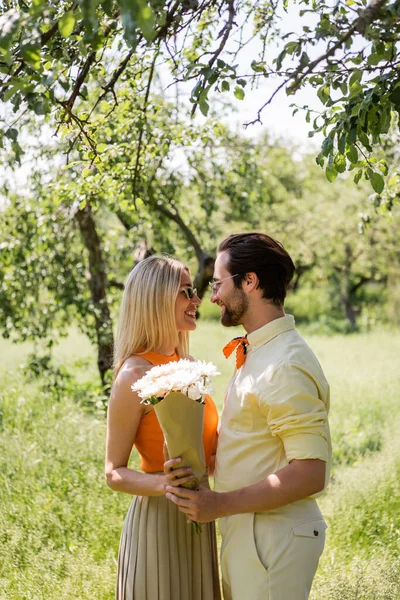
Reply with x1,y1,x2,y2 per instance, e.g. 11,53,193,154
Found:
1,324,399,599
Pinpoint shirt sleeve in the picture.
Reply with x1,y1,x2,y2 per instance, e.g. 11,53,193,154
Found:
258,363,330,463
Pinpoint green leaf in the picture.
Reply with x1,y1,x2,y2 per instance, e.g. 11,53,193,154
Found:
317,85,330,105
346,145,358,163
321,136,333,157
347,127,357,144
32,96,50,115
118,0,156,46
275,50,285,71
354,169,363,185
0,9,21,54
234,86,245,100
251,60,265,73
21,45,41,69
349,70,362,87
190,81,202,101
198,90,210,116
378,160,388,176
367,52,381,66
118,0,138,48
5,128,18,141
59,11,76,38
358,131,372,151
325,164,338,182
334,153,346,173
285,41,299,55
369,171,384,194
299,52,309,67
338,133,346,154
3,85,19,102
96,143,108,153
136,4,156,42
221,80,230,92
389,87,400,107
199,99,209,116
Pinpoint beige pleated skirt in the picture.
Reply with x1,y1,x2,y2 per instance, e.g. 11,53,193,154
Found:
117,492,221,600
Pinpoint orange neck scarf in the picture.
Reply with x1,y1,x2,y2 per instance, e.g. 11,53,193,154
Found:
223,336,249,369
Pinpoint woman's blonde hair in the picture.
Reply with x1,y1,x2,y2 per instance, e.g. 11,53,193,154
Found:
113,255,189,375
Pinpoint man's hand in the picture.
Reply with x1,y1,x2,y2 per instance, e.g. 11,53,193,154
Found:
167,458,326,518
165,485,223,523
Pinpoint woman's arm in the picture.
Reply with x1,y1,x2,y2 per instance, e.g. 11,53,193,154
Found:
105,357,194,496
208,430,218,477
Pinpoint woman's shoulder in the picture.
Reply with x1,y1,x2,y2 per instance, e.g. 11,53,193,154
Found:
113,355,153,395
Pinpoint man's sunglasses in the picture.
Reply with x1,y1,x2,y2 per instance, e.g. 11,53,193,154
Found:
180,287,198,300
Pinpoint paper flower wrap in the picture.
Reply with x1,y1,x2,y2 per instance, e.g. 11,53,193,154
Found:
132,359,219,531
154,390,205,490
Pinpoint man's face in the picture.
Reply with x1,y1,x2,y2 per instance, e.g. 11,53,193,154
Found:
211,251,249,327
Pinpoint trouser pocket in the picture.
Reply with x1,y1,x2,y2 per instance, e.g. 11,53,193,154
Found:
253,514,327,599
292,517,327,539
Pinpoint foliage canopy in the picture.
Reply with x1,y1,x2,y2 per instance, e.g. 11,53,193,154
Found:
1,0,400,196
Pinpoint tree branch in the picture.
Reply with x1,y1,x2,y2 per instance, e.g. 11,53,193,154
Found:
132,50,159,204
191,0,237,116
356,0,389,34
87,48,135,121
350,275,371,294
63,52,97,115
146,185,206,263
107,279,124,290
246,0,390,126
116,211,135,232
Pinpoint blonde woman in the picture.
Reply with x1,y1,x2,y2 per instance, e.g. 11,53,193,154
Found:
105,255,221,600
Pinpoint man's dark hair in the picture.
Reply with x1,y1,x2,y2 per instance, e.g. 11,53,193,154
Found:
218,233,295,306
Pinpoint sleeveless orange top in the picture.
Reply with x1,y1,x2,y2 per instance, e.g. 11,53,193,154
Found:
133,351,219,473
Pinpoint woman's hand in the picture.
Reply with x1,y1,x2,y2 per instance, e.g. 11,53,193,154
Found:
163,457,194,490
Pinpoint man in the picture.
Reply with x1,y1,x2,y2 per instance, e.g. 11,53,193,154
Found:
166,232,331,600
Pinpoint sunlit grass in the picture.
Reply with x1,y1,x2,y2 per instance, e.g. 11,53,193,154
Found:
0,326,399,599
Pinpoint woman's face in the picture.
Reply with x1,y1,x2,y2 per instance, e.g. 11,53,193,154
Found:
175,269,201,332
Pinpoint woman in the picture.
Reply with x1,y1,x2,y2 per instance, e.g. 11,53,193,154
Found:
105,255,221,600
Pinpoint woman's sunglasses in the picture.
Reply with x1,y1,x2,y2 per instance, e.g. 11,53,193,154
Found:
180,287,198,300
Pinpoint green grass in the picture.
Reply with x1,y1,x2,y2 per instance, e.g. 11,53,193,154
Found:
0,326,399,599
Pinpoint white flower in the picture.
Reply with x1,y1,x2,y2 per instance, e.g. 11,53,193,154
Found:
132,358,220,405
187,381,204,401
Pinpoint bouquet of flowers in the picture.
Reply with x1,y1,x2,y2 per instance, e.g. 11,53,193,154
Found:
132,359,219,532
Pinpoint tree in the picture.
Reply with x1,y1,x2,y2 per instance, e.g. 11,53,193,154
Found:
2,101,398,391
254,153,400,329
1,0,400,201
0,89,229,384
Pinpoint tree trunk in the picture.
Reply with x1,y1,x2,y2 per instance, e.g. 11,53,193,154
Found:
194,252,215,300
74,201,114,388
134,239,155,265
340,293,357,328
339,244,358,329
290,262,313,292
145,188,215,299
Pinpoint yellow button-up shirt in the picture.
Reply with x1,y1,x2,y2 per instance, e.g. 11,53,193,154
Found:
214,315,331,495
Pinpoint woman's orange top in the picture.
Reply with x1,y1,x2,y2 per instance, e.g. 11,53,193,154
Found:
133,351,219,473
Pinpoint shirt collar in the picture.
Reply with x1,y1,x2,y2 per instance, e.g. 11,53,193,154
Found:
247,314,295,349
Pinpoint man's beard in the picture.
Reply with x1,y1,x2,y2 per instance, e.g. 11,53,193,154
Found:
221,289,249,327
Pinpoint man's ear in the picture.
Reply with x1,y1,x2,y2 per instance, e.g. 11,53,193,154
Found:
243,272,259,293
